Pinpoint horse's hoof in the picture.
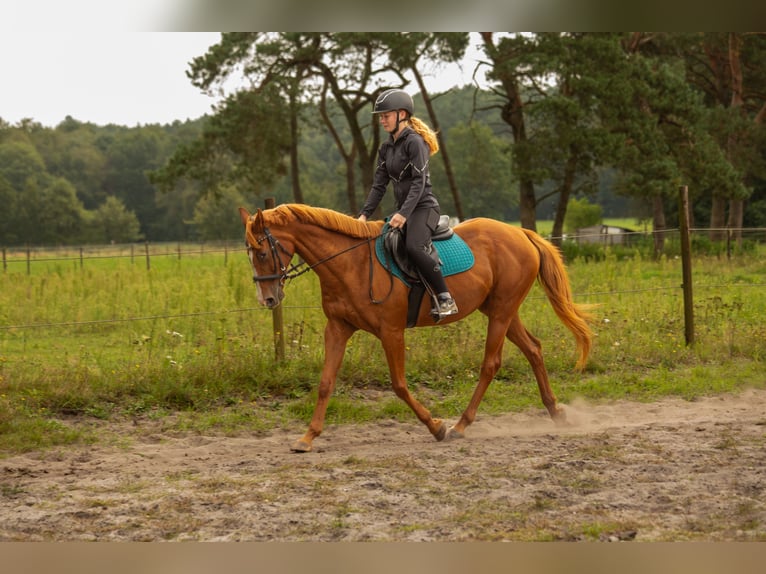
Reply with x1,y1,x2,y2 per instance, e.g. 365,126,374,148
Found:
552,407,569,427
446,426,465,440
290,440,312,453
433,419,447,441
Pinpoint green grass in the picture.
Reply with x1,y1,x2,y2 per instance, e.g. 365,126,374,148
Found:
1,243,764,454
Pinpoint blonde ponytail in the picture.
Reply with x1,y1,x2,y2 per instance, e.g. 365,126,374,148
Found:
409,116,439,156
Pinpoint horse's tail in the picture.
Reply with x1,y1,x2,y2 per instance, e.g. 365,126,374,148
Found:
522,229,594,371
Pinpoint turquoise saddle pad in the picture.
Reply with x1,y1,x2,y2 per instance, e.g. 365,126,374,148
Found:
375,223,475,286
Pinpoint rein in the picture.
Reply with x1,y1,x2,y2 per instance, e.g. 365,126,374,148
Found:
251,226,395,304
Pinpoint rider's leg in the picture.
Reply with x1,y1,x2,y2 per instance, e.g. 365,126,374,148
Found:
404,208,458,317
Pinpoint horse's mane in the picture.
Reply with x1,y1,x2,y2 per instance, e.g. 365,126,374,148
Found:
267,204,383,239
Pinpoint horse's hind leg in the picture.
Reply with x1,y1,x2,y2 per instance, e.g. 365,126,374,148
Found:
505,315,566,424
447,316,509,439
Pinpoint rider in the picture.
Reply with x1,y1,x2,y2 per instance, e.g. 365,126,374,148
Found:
358,88,458,319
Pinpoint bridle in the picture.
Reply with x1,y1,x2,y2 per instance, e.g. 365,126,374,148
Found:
246,226,306,284
246,222,394,304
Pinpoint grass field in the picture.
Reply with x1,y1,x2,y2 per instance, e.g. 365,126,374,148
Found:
1,237,764,454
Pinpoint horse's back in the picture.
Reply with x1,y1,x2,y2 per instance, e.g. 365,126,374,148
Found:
454,218,540,262
443,218,542,300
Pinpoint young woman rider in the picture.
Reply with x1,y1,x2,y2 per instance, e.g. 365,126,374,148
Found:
357,88,458,319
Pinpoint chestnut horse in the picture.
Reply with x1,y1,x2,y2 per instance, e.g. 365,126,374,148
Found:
239,204,592,452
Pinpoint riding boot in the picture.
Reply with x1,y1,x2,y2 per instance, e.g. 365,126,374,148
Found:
413,258,458,320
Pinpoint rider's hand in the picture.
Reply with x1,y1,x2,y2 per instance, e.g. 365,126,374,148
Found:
389,213,406,228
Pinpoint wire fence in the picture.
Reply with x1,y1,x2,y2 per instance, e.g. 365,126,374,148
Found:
1,239,240,272
3,226,766,272
1,226,764,336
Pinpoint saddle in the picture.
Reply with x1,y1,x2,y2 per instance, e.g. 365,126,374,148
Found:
382,215,455,326
383,215,453,283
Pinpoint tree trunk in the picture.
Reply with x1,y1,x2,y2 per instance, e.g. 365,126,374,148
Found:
727,198,744,247
288,88,304,204
550,153,578,247
345,146,358,215
652,194,666,258
710,196,726,241
318,83,360,214
480,32,537,231
726,33,744,245
518,181,537,232
412,68,465,221
315,60,376,210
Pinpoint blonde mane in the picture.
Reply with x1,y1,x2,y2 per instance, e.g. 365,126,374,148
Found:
266,204,383,239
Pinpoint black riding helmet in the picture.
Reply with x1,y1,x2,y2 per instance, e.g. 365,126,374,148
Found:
372,89,414,134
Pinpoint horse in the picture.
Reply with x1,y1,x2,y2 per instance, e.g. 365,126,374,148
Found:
238,203,592,452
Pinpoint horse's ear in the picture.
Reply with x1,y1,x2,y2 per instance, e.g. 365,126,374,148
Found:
238,207,250,226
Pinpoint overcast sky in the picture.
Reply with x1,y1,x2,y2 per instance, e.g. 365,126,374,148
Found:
1,31,484,128
2,32,221,127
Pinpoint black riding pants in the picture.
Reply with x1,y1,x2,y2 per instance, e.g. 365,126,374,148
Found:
404,206,448,294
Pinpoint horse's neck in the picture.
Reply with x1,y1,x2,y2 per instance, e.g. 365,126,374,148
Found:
291,225,365,270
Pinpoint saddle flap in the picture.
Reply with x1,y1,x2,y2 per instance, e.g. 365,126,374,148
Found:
383,227,424,283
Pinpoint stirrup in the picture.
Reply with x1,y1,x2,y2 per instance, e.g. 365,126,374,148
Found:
433,296,458,321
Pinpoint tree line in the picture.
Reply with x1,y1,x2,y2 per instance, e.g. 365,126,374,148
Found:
2,32,764,249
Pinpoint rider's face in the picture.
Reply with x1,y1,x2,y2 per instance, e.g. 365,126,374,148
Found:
379,110,403,134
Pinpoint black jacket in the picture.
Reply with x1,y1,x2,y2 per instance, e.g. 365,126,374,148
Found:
359,127,439,220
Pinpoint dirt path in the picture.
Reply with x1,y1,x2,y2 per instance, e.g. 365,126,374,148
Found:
2,389,765,541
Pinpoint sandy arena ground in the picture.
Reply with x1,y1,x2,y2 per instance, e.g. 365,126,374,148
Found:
2,389,765,541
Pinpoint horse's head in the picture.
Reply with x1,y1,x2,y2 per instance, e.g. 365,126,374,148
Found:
238,207,295,308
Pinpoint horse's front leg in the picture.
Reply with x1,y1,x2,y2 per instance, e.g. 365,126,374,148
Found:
291,319,356,453
382,328,446,442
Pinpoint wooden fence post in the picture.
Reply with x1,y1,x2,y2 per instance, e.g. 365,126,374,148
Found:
145,242,151,271
678,185,695,346
265,197,286,361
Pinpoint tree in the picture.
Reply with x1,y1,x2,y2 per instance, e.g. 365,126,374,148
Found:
38,178,85,244
478,33,632,238
613,33,748,253
191,185,249,240
518,33,629,244
681,32,766,241
430,121,514,219
564,197,602,233
150,85,292,199
0,175,17,244
88,196,143,243
167,32,470,216
31,117,108,210
383,33,470,219
479,32,539,231
0,139,49,244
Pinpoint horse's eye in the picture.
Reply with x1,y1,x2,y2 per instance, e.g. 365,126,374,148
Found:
258,252,268,262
